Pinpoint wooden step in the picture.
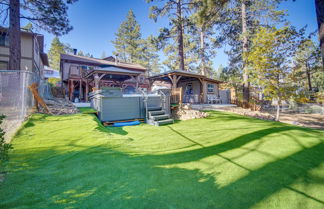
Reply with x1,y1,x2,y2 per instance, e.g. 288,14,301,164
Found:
149,110,165,116
151,114,170,121
154,118,174,126
147,106,162,111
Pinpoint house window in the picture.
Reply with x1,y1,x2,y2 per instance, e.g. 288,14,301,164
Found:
0,32,9,47
207,84,214,93
0,61,8,70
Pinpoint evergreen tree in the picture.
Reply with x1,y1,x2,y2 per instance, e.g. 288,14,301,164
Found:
160,31,196,72
218,0,287,107
246,26,302,121
77,50,85,57
315,0,324,67
48,37,72,71
22,23,33,32
293,39,323,92
147,0,193,71
112,10,143,63
194,0,227,76
140,35,161,75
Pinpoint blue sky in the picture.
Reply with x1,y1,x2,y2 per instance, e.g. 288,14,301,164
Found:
31,0,318,70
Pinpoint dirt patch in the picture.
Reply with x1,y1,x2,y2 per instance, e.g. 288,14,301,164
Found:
279,113,324,130
218,106,324,130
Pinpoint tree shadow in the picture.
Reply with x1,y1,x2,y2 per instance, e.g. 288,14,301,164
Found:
2,112,324,208
153,125,311,165
1,141,323,209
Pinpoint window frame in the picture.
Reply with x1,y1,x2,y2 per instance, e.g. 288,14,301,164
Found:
0,61,8,70
0,32,9,47
207,83,215,93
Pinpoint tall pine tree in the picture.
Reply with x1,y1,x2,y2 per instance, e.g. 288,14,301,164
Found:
48,37,72,71
112,10,143,63
147,0,193,71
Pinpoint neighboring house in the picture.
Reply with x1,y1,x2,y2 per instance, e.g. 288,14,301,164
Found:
0,27,49,76
60,53,148,102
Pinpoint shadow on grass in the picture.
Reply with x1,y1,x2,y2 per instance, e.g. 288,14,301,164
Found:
159,125,318,165
1,141,323,209
2,111,324,208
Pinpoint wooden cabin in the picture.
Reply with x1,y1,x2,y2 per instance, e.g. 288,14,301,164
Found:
149,70,224,104
60,54,148,102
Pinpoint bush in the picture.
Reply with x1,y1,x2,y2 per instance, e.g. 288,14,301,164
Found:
0,115,13,163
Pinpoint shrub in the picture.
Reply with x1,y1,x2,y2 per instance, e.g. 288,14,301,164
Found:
0,115,13,163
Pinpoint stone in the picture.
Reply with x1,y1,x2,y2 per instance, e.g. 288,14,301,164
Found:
172,106,209,120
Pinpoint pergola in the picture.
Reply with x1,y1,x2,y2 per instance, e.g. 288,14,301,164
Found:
148,70,222,103
68,66,142,102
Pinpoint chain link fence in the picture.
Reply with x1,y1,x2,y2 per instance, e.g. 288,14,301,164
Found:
0,70,39,141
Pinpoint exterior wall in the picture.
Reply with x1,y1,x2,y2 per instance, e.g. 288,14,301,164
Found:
21,35,33,59
206,82,219,96
61,62,82,80
0,33,45,73
178,80,201,103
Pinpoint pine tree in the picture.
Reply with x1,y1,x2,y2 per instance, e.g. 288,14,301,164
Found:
219,0,287,107
315,0,324,68
112,10,143,63
140,35,161,75
194,0,227,76
77,50,85,56
48,37,69,71
0,0,77,70
294,39,323,92
147,0,193,71
162,33,199,72
246,26,302,121
22,23,33,32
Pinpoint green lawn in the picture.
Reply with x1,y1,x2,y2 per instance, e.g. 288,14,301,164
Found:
0,111,323,209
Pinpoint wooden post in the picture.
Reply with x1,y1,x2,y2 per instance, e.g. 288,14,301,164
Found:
70,80,75,101
79,79,82,101
198,78,207,104
168,74,181,89
135,76,139,90
202,81,207,103
85,80,89,102
94,73,100,89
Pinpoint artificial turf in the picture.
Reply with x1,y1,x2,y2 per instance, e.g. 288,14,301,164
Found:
0,111,323,209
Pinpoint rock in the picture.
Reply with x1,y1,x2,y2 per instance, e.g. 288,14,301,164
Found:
172,106,209,120
38,98,79,115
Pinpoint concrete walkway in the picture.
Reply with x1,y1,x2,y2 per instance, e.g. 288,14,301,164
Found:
190,104,237,111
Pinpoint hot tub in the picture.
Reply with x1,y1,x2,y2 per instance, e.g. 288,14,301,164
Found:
90,89,169,122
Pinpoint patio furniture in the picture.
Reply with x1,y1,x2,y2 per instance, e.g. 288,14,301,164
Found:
215,96,222,104
207,94,217,104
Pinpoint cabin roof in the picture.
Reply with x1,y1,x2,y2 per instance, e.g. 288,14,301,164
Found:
149,70,222,84
60,54,147,72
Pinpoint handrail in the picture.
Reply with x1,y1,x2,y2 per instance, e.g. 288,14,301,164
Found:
159,90,167,112
139,89,149,121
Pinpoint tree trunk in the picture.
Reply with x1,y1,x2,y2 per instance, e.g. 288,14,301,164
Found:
9,0,21,70
275,101,281,121
200,28,206,76
315,0,324,70
177,0,185,71
305,62,312,91
241,0,250,108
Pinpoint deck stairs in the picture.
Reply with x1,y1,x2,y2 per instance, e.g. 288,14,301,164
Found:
146,106,174,126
